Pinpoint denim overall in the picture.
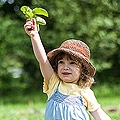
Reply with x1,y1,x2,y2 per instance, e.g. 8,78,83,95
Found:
44,83,89,120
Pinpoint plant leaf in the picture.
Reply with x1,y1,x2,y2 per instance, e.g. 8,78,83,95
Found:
33,8,48,17
26,11,34,18
20,6,32,14
36,17,46,25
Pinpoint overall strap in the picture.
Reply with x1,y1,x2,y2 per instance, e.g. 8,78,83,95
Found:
56,81,60,91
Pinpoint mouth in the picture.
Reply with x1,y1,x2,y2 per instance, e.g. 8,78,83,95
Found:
62,72,71,75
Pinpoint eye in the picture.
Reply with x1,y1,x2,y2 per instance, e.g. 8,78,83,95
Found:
58,60,64,64
70,61,77,65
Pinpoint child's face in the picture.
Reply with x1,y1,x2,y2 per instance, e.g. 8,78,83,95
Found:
57,57,81,84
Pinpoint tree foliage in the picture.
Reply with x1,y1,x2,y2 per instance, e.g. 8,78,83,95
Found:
0,0,120,95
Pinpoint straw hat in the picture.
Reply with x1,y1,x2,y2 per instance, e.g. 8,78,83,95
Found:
47,39,96,77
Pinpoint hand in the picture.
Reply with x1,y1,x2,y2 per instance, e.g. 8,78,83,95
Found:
24,18,38,37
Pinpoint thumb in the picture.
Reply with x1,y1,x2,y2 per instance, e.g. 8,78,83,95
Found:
32,18,37,31
32,18,36,26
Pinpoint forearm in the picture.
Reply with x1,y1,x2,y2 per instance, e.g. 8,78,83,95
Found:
30,33,48,64
90,108,111,120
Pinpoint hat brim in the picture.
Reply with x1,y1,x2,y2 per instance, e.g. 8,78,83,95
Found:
47,48,96,77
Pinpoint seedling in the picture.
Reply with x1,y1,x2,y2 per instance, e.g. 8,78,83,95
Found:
20,6,48,31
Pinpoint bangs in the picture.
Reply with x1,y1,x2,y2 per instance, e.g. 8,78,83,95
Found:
55,52,77,61
51,52,80,72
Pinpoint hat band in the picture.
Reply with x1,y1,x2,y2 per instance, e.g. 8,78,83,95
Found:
61,43,89,59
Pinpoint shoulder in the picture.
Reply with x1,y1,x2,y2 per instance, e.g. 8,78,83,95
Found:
81,88,94,98
81,88,95,105
81,88,100,111
43,72,60,98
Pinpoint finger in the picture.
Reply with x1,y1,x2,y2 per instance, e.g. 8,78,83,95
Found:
31,18,37,31
24,22,32,27
32,18,36,26
26,18,31,22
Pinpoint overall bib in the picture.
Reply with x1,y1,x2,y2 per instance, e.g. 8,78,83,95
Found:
44,83,89,120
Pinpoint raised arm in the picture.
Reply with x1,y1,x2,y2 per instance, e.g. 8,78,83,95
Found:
24,18,53,83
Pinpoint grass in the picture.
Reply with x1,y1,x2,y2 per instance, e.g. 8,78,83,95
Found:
91,84,120,120
0,91,47,120
0,103,45,120
0,84,120,120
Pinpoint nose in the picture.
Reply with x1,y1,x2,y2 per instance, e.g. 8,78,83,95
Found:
63,63,69,70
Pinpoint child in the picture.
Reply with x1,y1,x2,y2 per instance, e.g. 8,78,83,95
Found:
24,18,111,120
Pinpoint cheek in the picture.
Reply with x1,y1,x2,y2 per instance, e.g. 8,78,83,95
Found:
57,66,62,74
57,65,61,71
74,68,81,75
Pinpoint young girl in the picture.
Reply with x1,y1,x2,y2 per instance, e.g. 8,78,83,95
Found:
24,18,111,120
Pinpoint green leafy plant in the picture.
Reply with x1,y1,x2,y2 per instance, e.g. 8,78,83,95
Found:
20,6,48,31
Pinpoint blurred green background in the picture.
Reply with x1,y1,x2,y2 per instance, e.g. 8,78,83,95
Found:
0,0,120,95
0,0,120,119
